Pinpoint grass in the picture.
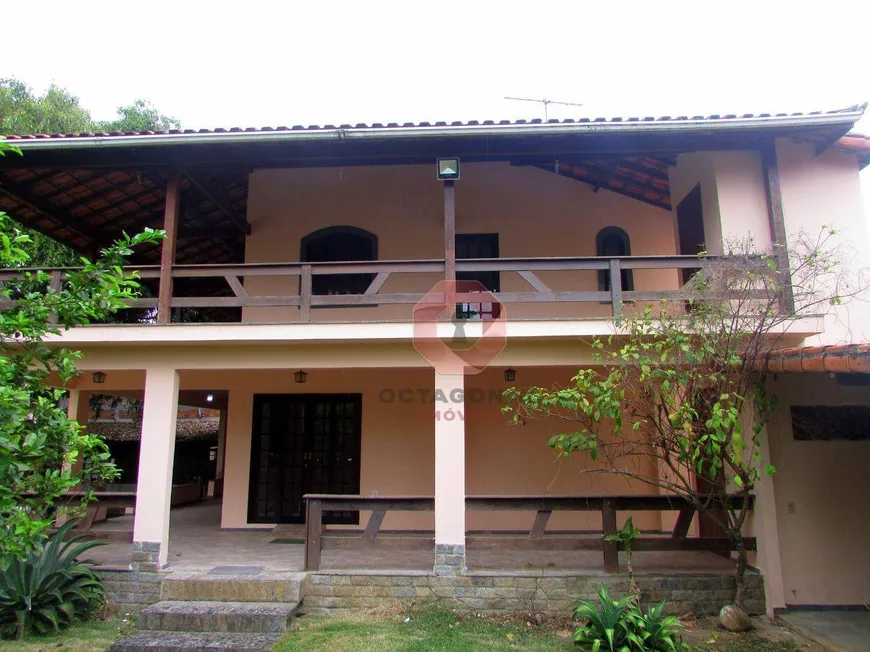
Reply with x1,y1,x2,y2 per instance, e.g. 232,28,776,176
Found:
693,641,800,652
276,608,813,652
0,609,811,652
275,608,571,651
0,615,129,651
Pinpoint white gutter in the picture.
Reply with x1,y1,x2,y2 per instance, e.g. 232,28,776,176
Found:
3,111,864,151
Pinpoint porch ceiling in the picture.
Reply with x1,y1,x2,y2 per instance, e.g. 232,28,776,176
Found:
0,167,247,264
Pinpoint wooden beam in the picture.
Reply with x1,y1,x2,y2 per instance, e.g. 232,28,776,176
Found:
529,510,552,538
761,143,795,313
444,180,456,315
517,270,551,293
601,499,619,573
184,171,251,235
304,498,323,571
609,259,623,316
363,510,387,538
300,264,312,322
157,172,181,324
0,177,95,245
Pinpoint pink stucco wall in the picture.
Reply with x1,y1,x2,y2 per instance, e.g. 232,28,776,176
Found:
242,162,680,322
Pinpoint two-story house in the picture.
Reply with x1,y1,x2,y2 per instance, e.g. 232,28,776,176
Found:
2,108,870,617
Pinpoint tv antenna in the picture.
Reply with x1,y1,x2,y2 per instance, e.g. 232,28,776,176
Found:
504,96,585,121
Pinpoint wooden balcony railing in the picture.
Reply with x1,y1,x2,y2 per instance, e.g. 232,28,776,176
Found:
302,493,755,572
1,255,742,323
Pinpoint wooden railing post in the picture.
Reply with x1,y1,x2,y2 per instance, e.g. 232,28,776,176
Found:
602,499,619,573
300,264,312,323
304,498,323,571
443,180,456,316
157,172,181,324
609,259,623,317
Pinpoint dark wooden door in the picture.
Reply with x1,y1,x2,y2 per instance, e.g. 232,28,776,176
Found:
456,233,500,319
248,394,361,524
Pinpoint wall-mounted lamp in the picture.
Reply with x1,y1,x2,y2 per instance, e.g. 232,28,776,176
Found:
92,371,107,385
504,368,516,382
206,393,215,403
437,157,460,181
294,370,308,384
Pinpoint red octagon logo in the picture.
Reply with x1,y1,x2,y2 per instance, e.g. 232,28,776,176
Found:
413,280,507,375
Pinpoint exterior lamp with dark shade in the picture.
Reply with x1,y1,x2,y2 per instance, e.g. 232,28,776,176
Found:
504,368,516,382
437,157,460,181
92,371,107,385
294,370,308,384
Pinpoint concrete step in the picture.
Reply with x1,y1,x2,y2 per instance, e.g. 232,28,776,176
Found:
140,601,297,634
110,631,280,651
161,572,305,603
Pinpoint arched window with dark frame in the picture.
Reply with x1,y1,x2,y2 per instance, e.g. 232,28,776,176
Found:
300,226,378,296
596,226,634,292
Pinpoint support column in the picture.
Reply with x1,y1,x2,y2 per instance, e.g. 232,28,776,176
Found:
156,173,181,325
56,390,91,526
434,371,466,574
752,422,786,616
132,367,179,570
213,408,227,497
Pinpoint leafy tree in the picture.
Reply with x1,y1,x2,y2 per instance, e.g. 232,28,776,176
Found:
504,230,860,611
0,79,93,136
0,78,178,266
98,99,180,133
0,141,164,565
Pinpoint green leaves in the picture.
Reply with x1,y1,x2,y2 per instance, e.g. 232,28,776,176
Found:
0,521,106,639
573,586,683,651
0,212,162,560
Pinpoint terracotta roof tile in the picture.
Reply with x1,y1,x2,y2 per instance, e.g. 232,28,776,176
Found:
764,343,870,374
2,105,865,141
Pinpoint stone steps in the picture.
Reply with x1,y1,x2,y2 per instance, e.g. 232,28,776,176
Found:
110,631,280,651
160,572,306,603
112,572,306,651
140,600,297,634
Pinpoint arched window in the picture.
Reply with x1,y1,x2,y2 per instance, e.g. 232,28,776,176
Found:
301,226,378,296
596,227,634,292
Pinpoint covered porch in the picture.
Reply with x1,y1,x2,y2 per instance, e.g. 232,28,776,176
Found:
59,357,762,580
86,497,742,578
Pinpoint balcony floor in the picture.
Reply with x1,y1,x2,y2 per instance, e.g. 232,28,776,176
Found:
88,500,737,576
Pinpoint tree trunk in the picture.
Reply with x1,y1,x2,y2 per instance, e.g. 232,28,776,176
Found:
733,535,747,608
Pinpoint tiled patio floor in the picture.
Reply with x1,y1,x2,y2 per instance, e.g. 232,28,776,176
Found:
88,500,736,576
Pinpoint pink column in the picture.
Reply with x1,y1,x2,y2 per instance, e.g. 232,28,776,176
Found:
132,367,179,570
434,371,466,574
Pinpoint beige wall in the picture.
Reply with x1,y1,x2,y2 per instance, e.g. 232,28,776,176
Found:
775,141,870,344
243,162,679,322
764,373,870,606
189,366,662,532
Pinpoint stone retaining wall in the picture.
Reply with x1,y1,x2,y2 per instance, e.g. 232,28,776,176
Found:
302,571,766,617
97,569,165,614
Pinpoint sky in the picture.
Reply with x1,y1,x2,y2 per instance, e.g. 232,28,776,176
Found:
2,0,870,208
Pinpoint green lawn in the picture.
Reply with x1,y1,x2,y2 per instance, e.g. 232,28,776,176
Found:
0,609,811,652
275,609,572,652
0,616,128,652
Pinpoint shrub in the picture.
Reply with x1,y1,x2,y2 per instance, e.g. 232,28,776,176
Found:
0,521,106,639
573,585,684,651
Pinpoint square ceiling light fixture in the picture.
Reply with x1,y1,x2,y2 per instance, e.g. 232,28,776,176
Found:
437,157,460,181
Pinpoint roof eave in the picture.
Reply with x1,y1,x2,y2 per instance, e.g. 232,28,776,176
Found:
4,110,865,152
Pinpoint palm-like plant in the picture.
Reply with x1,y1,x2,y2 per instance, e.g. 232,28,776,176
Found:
0,520,106,639
573,585,637,651
625,600,684,651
